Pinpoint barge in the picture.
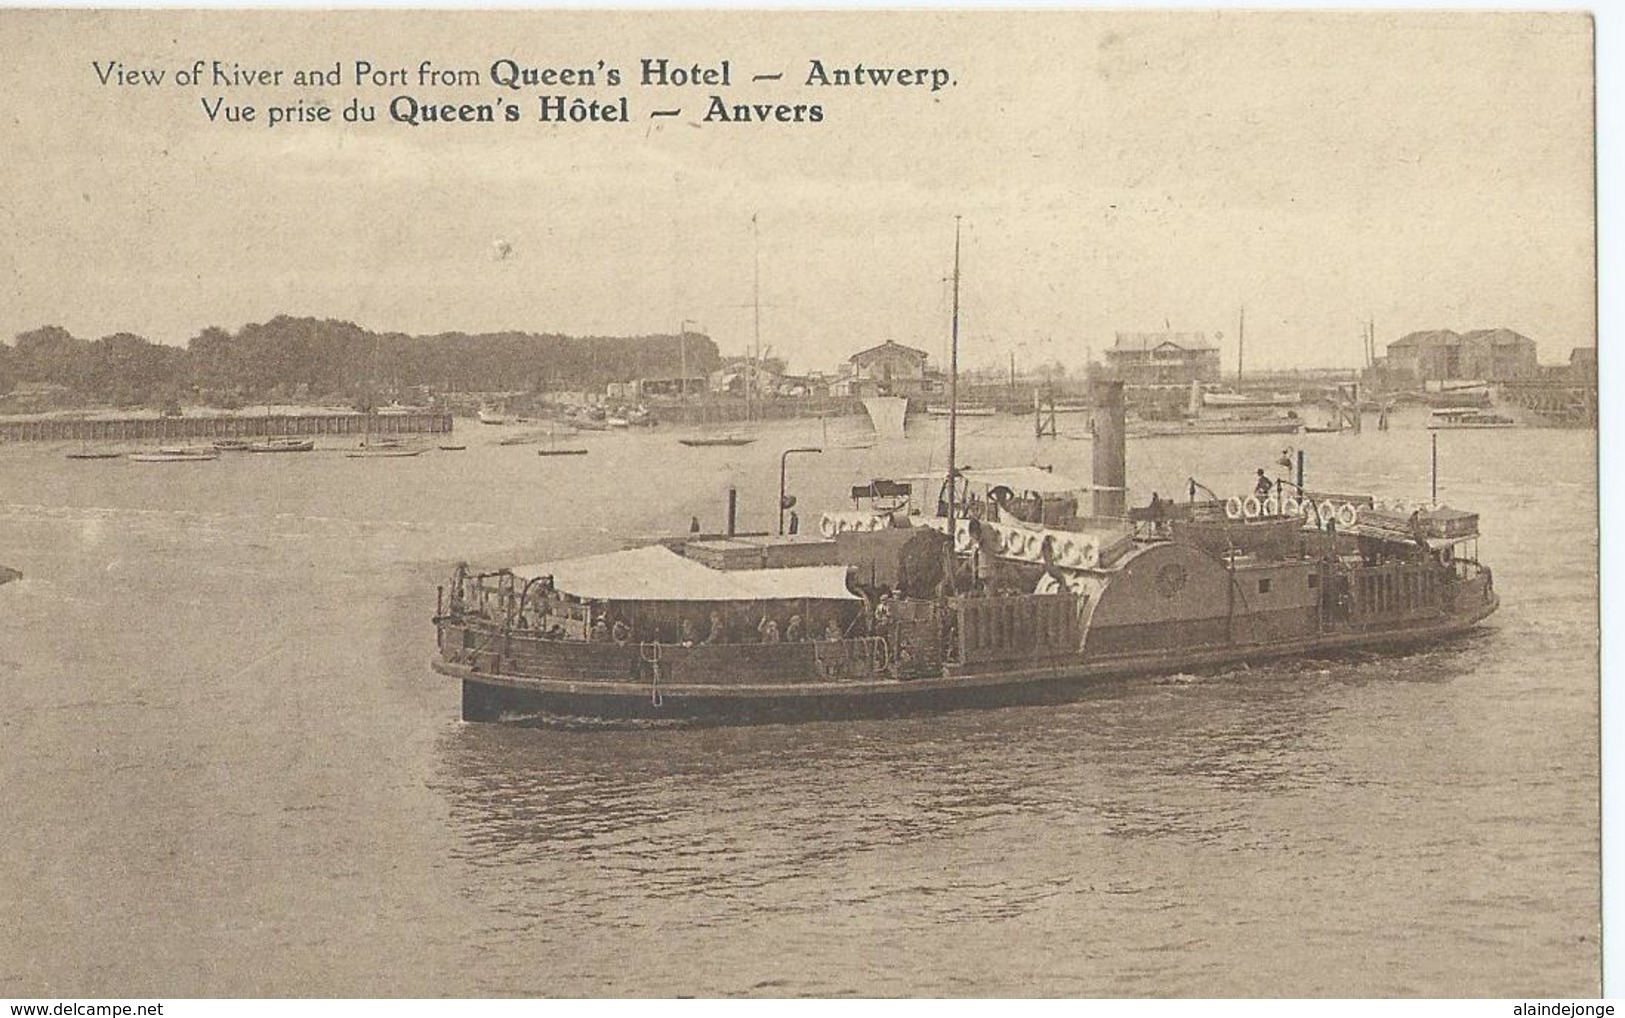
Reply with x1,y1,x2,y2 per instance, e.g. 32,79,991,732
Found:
431,380,1498,725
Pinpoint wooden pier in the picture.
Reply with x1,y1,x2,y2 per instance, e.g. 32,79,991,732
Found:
0,411,453,443
1497,381,1597,427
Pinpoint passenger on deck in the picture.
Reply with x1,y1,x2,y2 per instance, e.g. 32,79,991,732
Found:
1254,469,1274,497
824,619,843,641
758,616,781,643
785,614,805,642
704,610,724,644
873,594,893,635
679,618,699,647
1410,509,1428,551
611,619,631,645
590,616,609,643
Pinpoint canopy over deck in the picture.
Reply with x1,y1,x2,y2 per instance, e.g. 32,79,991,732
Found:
509,544,859,603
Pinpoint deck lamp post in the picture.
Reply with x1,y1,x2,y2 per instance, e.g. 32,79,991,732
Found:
780,446,823,534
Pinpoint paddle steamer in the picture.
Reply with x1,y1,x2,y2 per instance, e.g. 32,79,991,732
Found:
432,379,1497,724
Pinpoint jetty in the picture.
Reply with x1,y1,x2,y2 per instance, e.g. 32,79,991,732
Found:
0,411,453,443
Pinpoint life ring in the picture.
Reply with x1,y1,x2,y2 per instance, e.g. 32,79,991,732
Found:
864,516,883,532
1318,500,1337,525
1001,526,1027,559
1076,541,1098,568
835,517,853,534
1011,530,1035,560
1282,496,1299,516
1056,535,1082,568
1435,547,1452,568
1066,574,1093,595
1034,574,1061,594
1225,496,1244,520
1243,495,1262,519
820,515,838,539
1337,503,1358,528
1262,495,1280,517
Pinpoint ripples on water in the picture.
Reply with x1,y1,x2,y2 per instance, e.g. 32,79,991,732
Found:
0,413,1599,996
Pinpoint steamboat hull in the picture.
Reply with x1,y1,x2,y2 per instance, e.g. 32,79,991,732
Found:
437,591,1497,726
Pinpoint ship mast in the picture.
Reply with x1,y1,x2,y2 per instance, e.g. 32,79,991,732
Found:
946,216,962,527
1237,305,1245,384
750,213,761,422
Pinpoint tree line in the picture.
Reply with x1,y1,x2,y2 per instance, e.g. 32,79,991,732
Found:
0,316,723,406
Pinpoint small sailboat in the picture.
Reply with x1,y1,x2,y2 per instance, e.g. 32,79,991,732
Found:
346,445,425,458
246,437,315,453
130,446,219,463
679,433,756,448
861,395,908,440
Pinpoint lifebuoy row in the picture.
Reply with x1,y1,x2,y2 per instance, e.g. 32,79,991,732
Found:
819,512,891,538
1034,572,1094,596
1224,494,1359,528
956,519,1099,570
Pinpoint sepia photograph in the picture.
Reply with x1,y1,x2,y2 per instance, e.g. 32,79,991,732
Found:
0,8,1602,1000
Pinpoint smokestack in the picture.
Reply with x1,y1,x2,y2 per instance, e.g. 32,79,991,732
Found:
1090,379,1126,519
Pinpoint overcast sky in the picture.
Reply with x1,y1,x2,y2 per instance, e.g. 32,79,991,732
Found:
0,10,1594,374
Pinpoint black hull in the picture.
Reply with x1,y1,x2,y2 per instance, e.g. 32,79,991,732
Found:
441,597,1498,727
457,668,1102,726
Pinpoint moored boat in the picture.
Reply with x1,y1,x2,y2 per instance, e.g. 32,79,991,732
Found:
246,437,315,453
1203,390,1302,408
346,446,425,458
927,403,996,417
678,434,757,447
1128,416,1303,438
130,447,219,462
1428,408,1516,429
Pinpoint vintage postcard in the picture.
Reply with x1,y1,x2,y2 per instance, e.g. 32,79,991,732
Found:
0,9,1599,1000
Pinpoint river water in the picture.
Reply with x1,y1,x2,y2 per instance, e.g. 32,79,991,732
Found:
0,410,1599,997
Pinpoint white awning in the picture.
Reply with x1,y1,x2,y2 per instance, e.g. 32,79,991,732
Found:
509,544,858,602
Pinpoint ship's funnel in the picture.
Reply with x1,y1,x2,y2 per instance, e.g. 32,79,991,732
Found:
1090,379,1126,518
